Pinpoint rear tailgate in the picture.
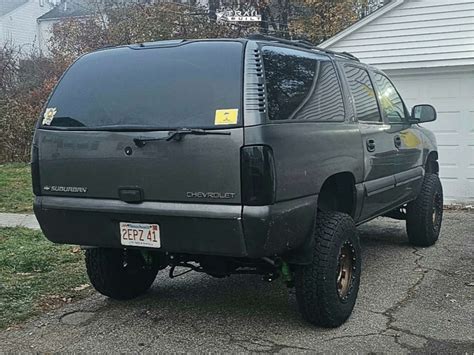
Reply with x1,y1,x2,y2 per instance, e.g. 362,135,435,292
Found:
35,40,244,205
36,128,242,203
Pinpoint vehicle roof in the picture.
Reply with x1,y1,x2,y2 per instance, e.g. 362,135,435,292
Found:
90,36,375,71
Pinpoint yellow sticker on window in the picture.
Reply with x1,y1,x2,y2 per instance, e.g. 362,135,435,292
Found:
215,109,238,125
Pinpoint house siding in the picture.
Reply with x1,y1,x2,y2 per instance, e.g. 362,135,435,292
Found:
324,0,474,70
0,0,52,52
37,19,54,54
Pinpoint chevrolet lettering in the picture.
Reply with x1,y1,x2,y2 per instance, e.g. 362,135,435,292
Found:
186,192,236,199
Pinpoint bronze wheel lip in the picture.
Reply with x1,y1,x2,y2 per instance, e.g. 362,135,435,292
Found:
337,241,355,300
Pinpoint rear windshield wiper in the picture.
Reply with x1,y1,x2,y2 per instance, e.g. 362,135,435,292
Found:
133,128,231,147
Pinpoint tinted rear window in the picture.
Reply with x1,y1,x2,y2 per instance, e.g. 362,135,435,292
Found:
44,41,243,129
262,46,344,121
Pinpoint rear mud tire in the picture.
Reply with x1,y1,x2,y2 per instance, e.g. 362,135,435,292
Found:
406,174,443,247
295,211,361,327
85,248,159,300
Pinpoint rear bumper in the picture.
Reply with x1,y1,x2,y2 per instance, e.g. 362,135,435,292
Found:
34,195,317,258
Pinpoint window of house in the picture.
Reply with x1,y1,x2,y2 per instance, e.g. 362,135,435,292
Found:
262,46,344,121
343,65,381,123
373,72,406,123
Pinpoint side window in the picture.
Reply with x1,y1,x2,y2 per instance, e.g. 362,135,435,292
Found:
373,72,406,123
262,46,344,121
343,65,381,123
297,61,345,121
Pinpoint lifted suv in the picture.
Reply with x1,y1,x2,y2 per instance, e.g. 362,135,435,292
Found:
32,35,443,327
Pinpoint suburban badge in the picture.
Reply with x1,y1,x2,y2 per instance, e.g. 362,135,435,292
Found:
43,186,88,193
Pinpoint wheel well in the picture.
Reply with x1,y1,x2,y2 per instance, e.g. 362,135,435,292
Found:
317,172,356,218
425,151,439,174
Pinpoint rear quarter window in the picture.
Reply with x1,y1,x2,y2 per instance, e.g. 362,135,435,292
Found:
262,46,345,122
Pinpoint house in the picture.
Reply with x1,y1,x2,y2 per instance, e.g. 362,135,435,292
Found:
2,0,212,54
0,0,54,52
36,0,95,55
320,0,474,205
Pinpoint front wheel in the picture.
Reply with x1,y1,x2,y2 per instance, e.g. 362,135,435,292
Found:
85,248,159,300
295,211,361,327
406,174,443,247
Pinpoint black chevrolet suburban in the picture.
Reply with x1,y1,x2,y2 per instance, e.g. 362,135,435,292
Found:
32,36,443,327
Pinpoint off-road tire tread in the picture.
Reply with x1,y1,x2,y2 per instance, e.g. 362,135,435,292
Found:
295,211,361,327
85,248,158,300
406,173,443,247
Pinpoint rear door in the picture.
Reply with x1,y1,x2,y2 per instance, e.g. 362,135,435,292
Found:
36,41,244,204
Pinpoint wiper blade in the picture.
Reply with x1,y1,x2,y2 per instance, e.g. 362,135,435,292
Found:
133,128,231,147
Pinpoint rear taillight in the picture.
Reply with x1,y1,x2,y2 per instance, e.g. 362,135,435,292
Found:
31,144,41,195
241,145,276,206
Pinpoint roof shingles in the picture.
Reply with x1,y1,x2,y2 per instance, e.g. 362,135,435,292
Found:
0,0,28,16
37,0,93,20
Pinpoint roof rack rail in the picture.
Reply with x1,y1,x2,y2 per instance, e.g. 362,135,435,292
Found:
339,51,360,61
246,33,360,62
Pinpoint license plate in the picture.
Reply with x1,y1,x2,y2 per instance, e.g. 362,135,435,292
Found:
120,222,161,248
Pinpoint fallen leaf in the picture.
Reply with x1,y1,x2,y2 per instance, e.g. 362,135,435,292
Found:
72,284,90,291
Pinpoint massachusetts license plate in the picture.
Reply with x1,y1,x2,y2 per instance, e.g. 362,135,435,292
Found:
120,222,161,248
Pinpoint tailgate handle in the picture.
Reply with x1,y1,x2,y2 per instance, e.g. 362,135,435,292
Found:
119,188,143,203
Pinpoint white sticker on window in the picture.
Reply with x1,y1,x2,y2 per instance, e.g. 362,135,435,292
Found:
42,107,57,125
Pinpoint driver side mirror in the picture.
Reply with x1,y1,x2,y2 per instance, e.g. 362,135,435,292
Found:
410,104,437,123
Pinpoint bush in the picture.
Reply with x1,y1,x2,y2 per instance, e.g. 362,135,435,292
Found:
0,44,57,163
0,79,55,162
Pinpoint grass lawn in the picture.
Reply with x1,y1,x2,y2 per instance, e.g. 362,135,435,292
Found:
0,228,92,329
0,163,34,213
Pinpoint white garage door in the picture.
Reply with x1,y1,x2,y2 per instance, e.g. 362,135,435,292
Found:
388,67,474,205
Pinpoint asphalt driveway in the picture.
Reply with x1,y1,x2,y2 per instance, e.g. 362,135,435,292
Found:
1,211,473,353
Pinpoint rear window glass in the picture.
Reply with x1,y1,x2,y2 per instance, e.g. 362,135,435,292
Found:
43,41,243,129
262,46,344,121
